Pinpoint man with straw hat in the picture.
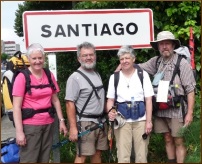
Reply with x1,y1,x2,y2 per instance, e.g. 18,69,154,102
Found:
138,31,196,163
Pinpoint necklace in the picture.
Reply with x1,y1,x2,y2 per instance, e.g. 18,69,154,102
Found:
122,69,135,88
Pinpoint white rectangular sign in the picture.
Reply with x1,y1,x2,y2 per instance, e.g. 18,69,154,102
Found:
23,9,154,52
48,53,57,81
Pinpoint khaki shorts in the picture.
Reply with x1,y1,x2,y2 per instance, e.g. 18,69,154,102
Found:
76,121,108,156
154,116,184,137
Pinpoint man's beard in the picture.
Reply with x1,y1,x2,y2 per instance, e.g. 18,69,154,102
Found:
81,61,96,69
160,50,174,58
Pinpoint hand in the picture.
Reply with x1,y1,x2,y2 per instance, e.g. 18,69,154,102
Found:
183,112,193,127
59,122,68,137
16,131,26,146
115,64,122,72
69,127,78,142
145,121,153,135
108,110,117,121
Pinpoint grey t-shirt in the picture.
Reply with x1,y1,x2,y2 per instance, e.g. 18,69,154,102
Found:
65,68,105,123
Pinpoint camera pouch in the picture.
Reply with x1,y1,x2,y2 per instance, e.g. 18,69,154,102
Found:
154,95,181,111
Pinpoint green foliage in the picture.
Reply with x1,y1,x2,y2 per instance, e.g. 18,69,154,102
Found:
178,119,201,163
148,133,166,163
1,53,9,61
14,1,73,37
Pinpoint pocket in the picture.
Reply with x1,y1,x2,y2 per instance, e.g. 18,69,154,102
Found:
138,101,146,117
158,102,170,110
117,103,130,119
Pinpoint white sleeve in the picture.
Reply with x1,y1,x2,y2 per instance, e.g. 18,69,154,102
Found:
106,74,115,99
143,71,154,97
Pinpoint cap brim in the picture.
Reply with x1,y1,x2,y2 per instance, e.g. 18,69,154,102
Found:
150,39,181,51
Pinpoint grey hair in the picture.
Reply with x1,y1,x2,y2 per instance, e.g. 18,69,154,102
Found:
26,43,44,57
77,42,96,57
117,45,136,58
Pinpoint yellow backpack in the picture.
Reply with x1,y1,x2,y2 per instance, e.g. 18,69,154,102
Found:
2,51,30,113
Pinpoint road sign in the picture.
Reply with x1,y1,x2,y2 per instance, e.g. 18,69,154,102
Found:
23,9,154,52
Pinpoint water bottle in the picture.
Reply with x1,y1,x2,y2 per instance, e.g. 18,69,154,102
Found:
131,96,138,119
131,97,135,108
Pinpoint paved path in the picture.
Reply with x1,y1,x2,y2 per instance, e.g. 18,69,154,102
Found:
1,114,16,141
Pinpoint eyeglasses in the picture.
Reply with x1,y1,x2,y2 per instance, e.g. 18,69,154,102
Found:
81,53,95,58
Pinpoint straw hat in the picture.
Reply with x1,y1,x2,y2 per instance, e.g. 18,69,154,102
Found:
150,31,181,50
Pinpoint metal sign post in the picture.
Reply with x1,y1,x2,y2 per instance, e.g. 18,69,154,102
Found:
48,53,60,162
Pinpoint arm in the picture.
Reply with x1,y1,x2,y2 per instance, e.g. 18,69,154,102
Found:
178,59,196,126
106,98,117,121
184,91,195,126
138,56,159,76
13,96,26,146
66,100,78,142
52,93,68,136
144,96,153,135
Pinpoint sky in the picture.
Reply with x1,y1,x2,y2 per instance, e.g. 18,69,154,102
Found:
1,1,26,52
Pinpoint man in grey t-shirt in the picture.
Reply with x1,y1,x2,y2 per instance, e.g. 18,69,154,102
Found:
65,42,108,163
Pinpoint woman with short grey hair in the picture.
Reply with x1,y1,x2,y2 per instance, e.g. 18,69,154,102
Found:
106,45,154,163
13,43,68,163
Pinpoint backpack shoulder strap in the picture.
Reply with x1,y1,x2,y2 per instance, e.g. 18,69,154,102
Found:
76,70,95,87
75,70,103,120
155,56,161,73
170,55,183,85
43,68,56,91
114,71,120,103
21,69,32,95
134,64,143,88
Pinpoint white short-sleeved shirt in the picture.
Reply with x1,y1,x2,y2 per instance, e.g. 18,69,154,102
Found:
107,69,154,122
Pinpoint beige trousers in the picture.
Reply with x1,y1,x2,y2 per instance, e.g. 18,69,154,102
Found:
114,121,149,163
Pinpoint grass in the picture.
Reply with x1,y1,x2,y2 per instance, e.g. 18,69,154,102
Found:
50,119,201,163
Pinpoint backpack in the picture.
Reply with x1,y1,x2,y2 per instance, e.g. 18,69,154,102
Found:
2,51,30,111
1,137,19,163
153,46,193,117
114,64,144,102
2,51,56,125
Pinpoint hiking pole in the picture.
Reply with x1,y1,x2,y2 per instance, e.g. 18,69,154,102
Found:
189,26,196,80
52,122,103,150
108,106,117,163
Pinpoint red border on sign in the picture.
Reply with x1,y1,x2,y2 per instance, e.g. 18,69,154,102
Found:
23,9,154,52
